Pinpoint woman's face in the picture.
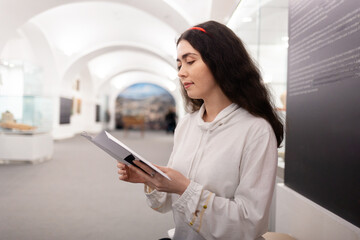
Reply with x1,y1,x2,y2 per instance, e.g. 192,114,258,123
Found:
177,40,220,101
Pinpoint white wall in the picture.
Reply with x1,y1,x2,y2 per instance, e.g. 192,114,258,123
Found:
276,184,360,240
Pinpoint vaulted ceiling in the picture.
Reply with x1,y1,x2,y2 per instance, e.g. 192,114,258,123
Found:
0,0,288,101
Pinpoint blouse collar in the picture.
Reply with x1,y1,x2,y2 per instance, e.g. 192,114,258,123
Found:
196,103,239,131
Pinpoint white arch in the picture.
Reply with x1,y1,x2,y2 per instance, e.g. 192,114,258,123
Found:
105,70,184,122
0,0,191,52
107,70,179,102
62,41,177,83
101,68,175,89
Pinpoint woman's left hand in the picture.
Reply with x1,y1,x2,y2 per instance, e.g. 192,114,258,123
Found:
131,160,190,195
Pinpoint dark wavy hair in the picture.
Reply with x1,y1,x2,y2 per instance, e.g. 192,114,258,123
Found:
177,21,284,147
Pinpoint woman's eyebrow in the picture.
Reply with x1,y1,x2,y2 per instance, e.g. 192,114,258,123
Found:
176,52,198,62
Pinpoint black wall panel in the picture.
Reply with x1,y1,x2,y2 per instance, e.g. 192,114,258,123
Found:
285,0,360,227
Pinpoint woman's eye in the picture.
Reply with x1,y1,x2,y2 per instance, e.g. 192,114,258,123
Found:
177,60,194,70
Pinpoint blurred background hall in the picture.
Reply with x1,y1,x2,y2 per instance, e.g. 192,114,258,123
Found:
0,0,359,239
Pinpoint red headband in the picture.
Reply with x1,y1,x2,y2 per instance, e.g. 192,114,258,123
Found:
189,27,207,33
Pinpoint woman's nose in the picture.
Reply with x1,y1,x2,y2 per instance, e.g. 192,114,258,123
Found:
178,67,187,78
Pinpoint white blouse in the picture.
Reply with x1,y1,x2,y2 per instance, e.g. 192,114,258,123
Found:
145,103,278,240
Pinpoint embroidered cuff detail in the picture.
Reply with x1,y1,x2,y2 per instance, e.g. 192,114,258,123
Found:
172,181,203,214
197,192,212,232
170,181,214,231
144,184,154,193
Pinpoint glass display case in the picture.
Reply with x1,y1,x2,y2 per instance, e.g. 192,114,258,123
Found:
0,60,53,163
0,60,53,134
0,95,53,134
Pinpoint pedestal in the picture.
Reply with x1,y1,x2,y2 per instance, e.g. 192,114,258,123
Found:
0,132,53,163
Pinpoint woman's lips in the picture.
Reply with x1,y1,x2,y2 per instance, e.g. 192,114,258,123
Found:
183,82,193,89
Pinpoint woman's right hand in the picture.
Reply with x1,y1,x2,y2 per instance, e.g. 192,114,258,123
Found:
117,162,146,184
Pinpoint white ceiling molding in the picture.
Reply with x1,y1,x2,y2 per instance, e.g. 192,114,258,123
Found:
63,41,176,82
104,68,176,90
107,70,180,105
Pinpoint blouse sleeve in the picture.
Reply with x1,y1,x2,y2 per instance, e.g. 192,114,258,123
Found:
145,187,173,213
171,131,278,240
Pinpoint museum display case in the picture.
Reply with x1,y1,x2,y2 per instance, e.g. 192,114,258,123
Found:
0,60,54,163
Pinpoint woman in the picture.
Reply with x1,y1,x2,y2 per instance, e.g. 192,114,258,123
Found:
117,21,283,240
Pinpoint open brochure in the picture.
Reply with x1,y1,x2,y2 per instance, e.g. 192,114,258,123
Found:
81,131,170,180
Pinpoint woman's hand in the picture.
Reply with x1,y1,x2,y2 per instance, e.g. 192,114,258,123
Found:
117,162,147,184
117,160,190,195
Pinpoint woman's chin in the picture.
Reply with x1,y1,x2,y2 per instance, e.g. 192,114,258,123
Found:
186,91,199,99
188,94,199,100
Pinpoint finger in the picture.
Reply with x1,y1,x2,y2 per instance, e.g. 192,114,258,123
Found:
117,162,126,169
118,168,128,180
133,160,156,176
129,164,153,181
152,164,169,172
119,174,129,181
155,165,168,172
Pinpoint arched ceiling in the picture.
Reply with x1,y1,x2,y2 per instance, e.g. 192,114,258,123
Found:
29,1,181,91
0,0,241,98
62,42,176,86
87,49,177,88
0,0,290,119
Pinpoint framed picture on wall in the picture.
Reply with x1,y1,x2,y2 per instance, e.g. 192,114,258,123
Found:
73,79,80,91
77,99,81,114
96,104,100,122
59,97,72,124
76,79,80,91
